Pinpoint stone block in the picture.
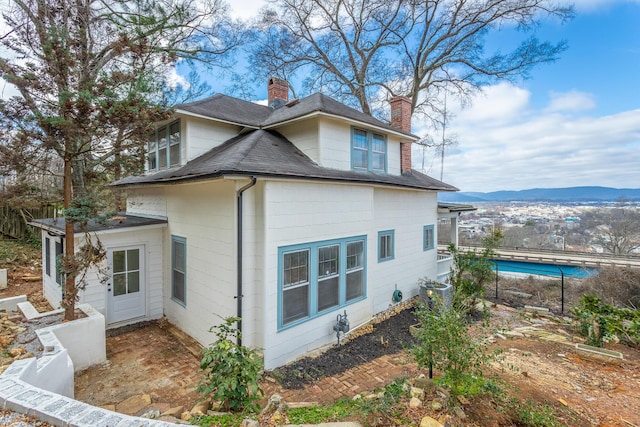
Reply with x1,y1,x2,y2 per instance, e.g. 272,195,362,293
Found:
0,269,7,289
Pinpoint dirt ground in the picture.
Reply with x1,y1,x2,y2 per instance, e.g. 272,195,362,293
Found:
2,239,639,426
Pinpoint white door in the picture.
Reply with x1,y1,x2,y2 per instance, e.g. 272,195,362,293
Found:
107,246,145,324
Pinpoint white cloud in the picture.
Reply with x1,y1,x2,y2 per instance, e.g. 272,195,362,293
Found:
455,83,531,126
545,90,596,112
228,0,267,20
415,83,640,192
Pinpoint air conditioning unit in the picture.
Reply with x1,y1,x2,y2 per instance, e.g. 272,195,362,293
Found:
419,281,453,309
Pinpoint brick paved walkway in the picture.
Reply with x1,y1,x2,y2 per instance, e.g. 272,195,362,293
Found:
262,352,419,405
75,321,419,412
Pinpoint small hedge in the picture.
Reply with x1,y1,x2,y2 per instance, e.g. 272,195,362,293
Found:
572,295,640,347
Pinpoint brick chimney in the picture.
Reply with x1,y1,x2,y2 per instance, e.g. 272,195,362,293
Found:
389,96,413,173
268,77,289,109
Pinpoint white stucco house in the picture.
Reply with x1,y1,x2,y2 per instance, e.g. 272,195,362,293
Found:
31,78,469,369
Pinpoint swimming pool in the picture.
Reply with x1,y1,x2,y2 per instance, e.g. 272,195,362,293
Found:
492,260,598,279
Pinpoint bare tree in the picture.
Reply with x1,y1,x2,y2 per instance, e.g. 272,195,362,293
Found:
252,0,573,119
582,201,640,256
0,0,241,320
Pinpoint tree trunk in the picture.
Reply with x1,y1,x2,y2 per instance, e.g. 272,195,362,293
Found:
63,157,75,321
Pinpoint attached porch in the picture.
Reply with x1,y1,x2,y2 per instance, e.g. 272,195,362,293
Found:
436,202,477,282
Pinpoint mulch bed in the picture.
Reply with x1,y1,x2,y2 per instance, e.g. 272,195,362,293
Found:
274,307,418,389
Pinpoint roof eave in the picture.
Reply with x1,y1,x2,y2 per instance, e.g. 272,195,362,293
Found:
175,109,261,129
262,111,419,141
112,169,455,192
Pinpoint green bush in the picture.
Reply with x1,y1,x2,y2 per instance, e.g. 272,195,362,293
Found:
196,316,263,412
572,295,640,347
411,295,497,400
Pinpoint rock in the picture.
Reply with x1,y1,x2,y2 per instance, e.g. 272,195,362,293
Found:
431,400,443,411
9,347,25,358
457,395,470,405
116,394,152,415
410,387,425,400
352,394,362,400
141,409,160,419
452,406,466,419
414,376,435,392
158,415,190,424
287,402,319,409
242,419,259,427
435,387,450,402
409,397,422,409
101,404,116,412
161,406,184,418
269,411,284,424
261,393,282,415
438,415,452,427
190,400,211,415
420,415,444,427
0,335,13,347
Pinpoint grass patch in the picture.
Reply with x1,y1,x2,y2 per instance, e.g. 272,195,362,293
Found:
515,399,564,427
288,400,356,424
192,412,251,427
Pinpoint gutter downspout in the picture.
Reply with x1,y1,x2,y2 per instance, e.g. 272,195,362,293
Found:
236,176,257,346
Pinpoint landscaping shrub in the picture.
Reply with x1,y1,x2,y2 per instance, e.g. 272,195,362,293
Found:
572,295,640,347
196,316,263,412
411,294,497,400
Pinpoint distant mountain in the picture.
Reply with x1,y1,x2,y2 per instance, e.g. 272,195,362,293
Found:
439,186,640,203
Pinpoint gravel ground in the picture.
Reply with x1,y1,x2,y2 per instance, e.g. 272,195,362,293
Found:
0,410,53,426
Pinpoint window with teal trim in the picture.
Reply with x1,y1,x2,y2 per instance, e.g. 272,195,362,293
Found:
351,127,386,172
148,120,181,171
172,235,187,305
279,236,366,329
45,237,51,277
378,230,394,262
423,225,435,251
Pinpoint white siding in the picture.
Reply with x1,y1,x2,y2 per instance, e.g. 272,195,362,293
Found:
161,180,239,347
261,180,373,369
259,180,438,369
386,135,402,176
182,115,241,162
76,227,165,325
276,121,320,164
313,117,402,175
317,117,351,170
126,188,167,217
370,187,438,314
41,232,63,308
241,181,265,349
40,227,164,324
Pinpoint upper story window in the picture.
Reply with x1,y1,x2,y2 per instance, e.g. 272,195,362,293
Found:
351,128,386,173
148,120,181,172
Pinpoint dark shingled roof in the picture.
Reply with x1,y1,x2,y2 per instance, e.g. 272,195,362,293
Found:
176,92,416,138
112,129,457,192
30,213,167,234
176,94,272,127
261,93,416,137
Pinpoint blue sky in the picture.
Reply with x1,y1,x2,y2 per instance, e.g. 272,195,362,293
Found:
227,0,640,193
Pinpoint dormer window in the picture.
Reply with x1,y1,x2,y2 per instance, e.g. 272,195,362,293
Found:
148,120,181,171
351,127,386,173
